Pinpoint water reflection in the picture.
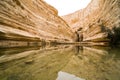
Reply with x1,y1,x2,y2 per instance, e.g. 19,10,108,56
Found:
62,46,120,80
56,71,85,80
0,45,120,80
74,46,83,55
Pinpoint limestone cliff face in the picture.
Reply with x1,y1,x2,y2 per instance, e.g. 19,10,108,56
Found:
0,0,74,42
62,0,120,43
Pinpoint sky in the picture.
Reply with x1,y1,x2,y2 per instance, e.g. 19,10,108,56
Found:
44,0,91,16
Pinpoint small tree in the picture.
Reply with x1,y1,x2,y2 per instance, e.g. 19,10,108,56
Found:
112,27,120,44
107,26,120,45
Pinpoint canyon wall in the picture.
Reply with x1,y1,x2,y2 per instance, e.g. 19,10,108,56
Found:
0,0,74,43
62,0,120,43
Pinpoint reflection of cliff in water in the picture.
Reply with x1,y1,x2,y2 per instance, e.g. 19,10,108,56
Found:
62,46,120,80
0,45,74,80
0,45,120,80
74,46,83,55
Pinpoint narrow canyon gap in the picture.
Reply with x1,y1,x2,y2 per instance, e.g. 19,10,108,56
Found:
0,0,119,46
62,0,120,44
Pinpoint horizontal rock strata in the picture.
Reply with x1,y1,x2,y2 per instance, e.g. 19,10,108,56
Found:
62,0,120,44
0,0,74,43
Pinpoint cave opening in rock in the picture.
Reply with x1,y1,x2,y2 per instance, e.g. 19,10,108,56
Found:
44,0,91,16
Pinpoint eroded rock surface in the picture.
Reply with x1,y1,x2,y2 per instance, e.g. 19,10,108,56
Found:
0,0,74,42
62,0,120,43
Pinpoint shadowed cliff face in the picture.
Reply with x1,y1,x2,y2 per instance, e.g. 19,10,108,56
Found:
0,0,74,42
62,0,120,43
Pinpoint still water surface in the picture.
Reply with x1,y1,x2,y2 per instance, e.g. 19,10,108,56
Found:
0,45,120,80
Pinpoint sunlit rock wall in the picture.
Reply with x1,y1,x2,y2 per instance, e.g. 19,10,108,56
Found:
0,0,74,42
62,0,120,43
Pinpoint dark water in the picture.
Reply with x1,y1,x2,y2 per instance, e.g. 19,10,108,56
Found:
0,45,120,80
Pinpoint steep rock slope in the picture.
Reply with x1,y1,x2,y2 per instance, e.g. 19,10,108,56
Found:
0,0,74,42
62,0,120,43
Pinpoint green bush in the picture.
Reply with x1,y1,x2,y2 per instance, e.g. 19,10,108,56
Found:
108,27,120,44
